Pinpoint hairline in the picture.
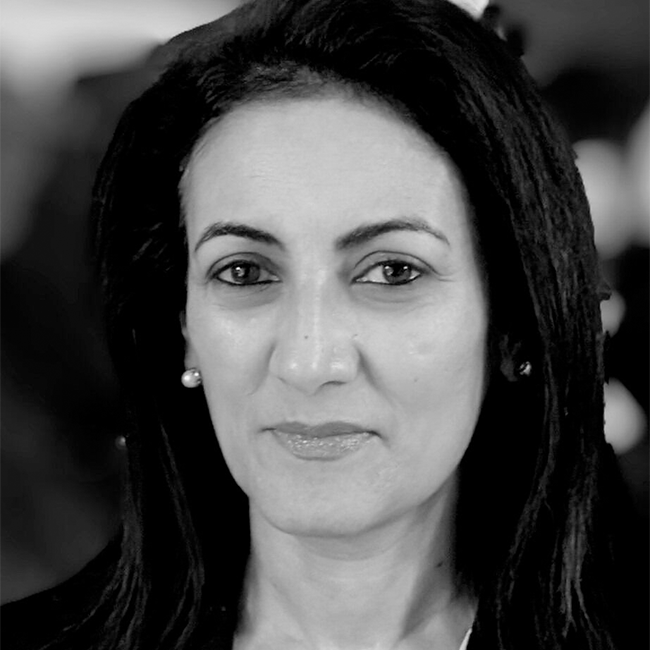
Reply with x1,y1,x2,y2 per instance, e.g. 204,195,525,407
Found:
178,75,427,220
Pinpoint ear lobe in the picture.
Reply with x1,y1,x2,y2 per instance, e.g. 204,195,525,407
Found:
498,333,531,382
499,353,520,383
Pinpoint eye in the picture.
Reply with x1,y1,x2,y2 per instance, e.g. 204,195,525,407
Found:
211,259,279,286
354,260,424,286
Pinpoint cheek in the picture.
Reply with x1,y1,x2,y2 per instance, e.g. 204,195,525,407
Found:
383,325,487,499
187,302,270,390
410,329,486,393
376,310,487,401
367,304,488,459
185,301,273,482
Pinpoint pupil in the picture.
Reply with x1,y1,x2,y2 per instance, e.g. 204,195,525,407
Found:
232,263,260,283
384,263,411,283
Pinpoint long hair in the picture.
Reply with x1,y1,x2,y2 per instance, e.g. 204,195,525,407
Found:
56,0,627,647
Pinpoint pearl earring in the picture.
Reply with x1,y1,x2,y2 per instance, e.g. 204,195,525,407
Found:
500,358,532,382
516,360,532,378
181,368,202,388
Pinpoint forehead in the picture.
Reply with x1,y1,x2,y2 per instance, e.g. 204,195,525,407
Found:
181,95,471,244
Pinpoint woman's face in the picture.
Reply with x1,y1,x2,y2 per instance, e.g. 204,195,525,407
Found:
182,95,489,537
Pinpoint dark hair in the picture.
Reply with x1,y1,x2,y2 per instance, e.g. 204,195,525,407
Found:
59,0,629,648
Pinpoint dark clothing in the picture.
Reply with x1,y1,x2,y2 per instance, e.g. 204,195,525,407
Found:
0,535,241,650
1,537,120,650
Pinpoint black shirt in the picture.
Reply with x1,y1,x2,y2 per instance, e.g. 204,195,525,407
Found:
1,536,120,650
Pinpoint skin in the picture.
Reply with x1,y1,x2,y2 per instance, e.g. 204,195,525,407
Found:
182,95,487,649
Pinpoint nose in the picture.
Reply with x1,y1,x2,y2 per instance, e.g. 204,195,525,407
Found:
268,282,360,395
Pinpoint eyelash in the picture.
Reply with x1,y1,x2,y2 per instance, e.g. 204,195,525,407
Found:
210,259,280,286
353,260,424,286
210,257,426,287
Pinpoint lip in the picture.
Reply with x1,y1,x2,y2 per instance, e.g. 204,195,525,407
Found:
265,420,376,438
264,421,377,461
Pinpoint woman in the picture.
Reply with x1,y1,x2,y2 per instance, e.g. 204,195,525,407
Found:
16,0,634,648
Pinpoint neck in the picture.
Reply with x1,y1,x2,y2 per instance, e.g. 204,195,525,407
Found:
236,477,474,650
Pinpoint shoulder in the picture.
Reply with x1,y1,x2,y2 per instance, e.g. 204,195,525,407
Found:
1,534,121,650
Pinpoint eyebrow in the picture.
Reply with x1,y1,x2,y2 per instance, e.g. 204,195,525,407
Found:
335,217,449,250
194,222,283,253
193,216,449,253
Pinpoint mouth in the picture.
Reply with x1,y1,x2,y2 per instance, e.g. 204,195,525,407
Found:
264,421,377,460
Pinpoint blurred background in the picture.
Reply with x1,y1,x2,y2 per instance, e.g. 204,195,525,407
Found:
1,0,648,610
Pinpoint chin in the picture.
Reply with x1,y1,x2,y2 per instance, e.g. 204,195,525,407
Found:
256,495,392,540
284,514,373,539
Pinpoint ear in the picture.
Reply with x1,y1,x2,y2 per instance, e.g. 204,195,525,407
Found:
497,332,529,382
180,312,199,369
